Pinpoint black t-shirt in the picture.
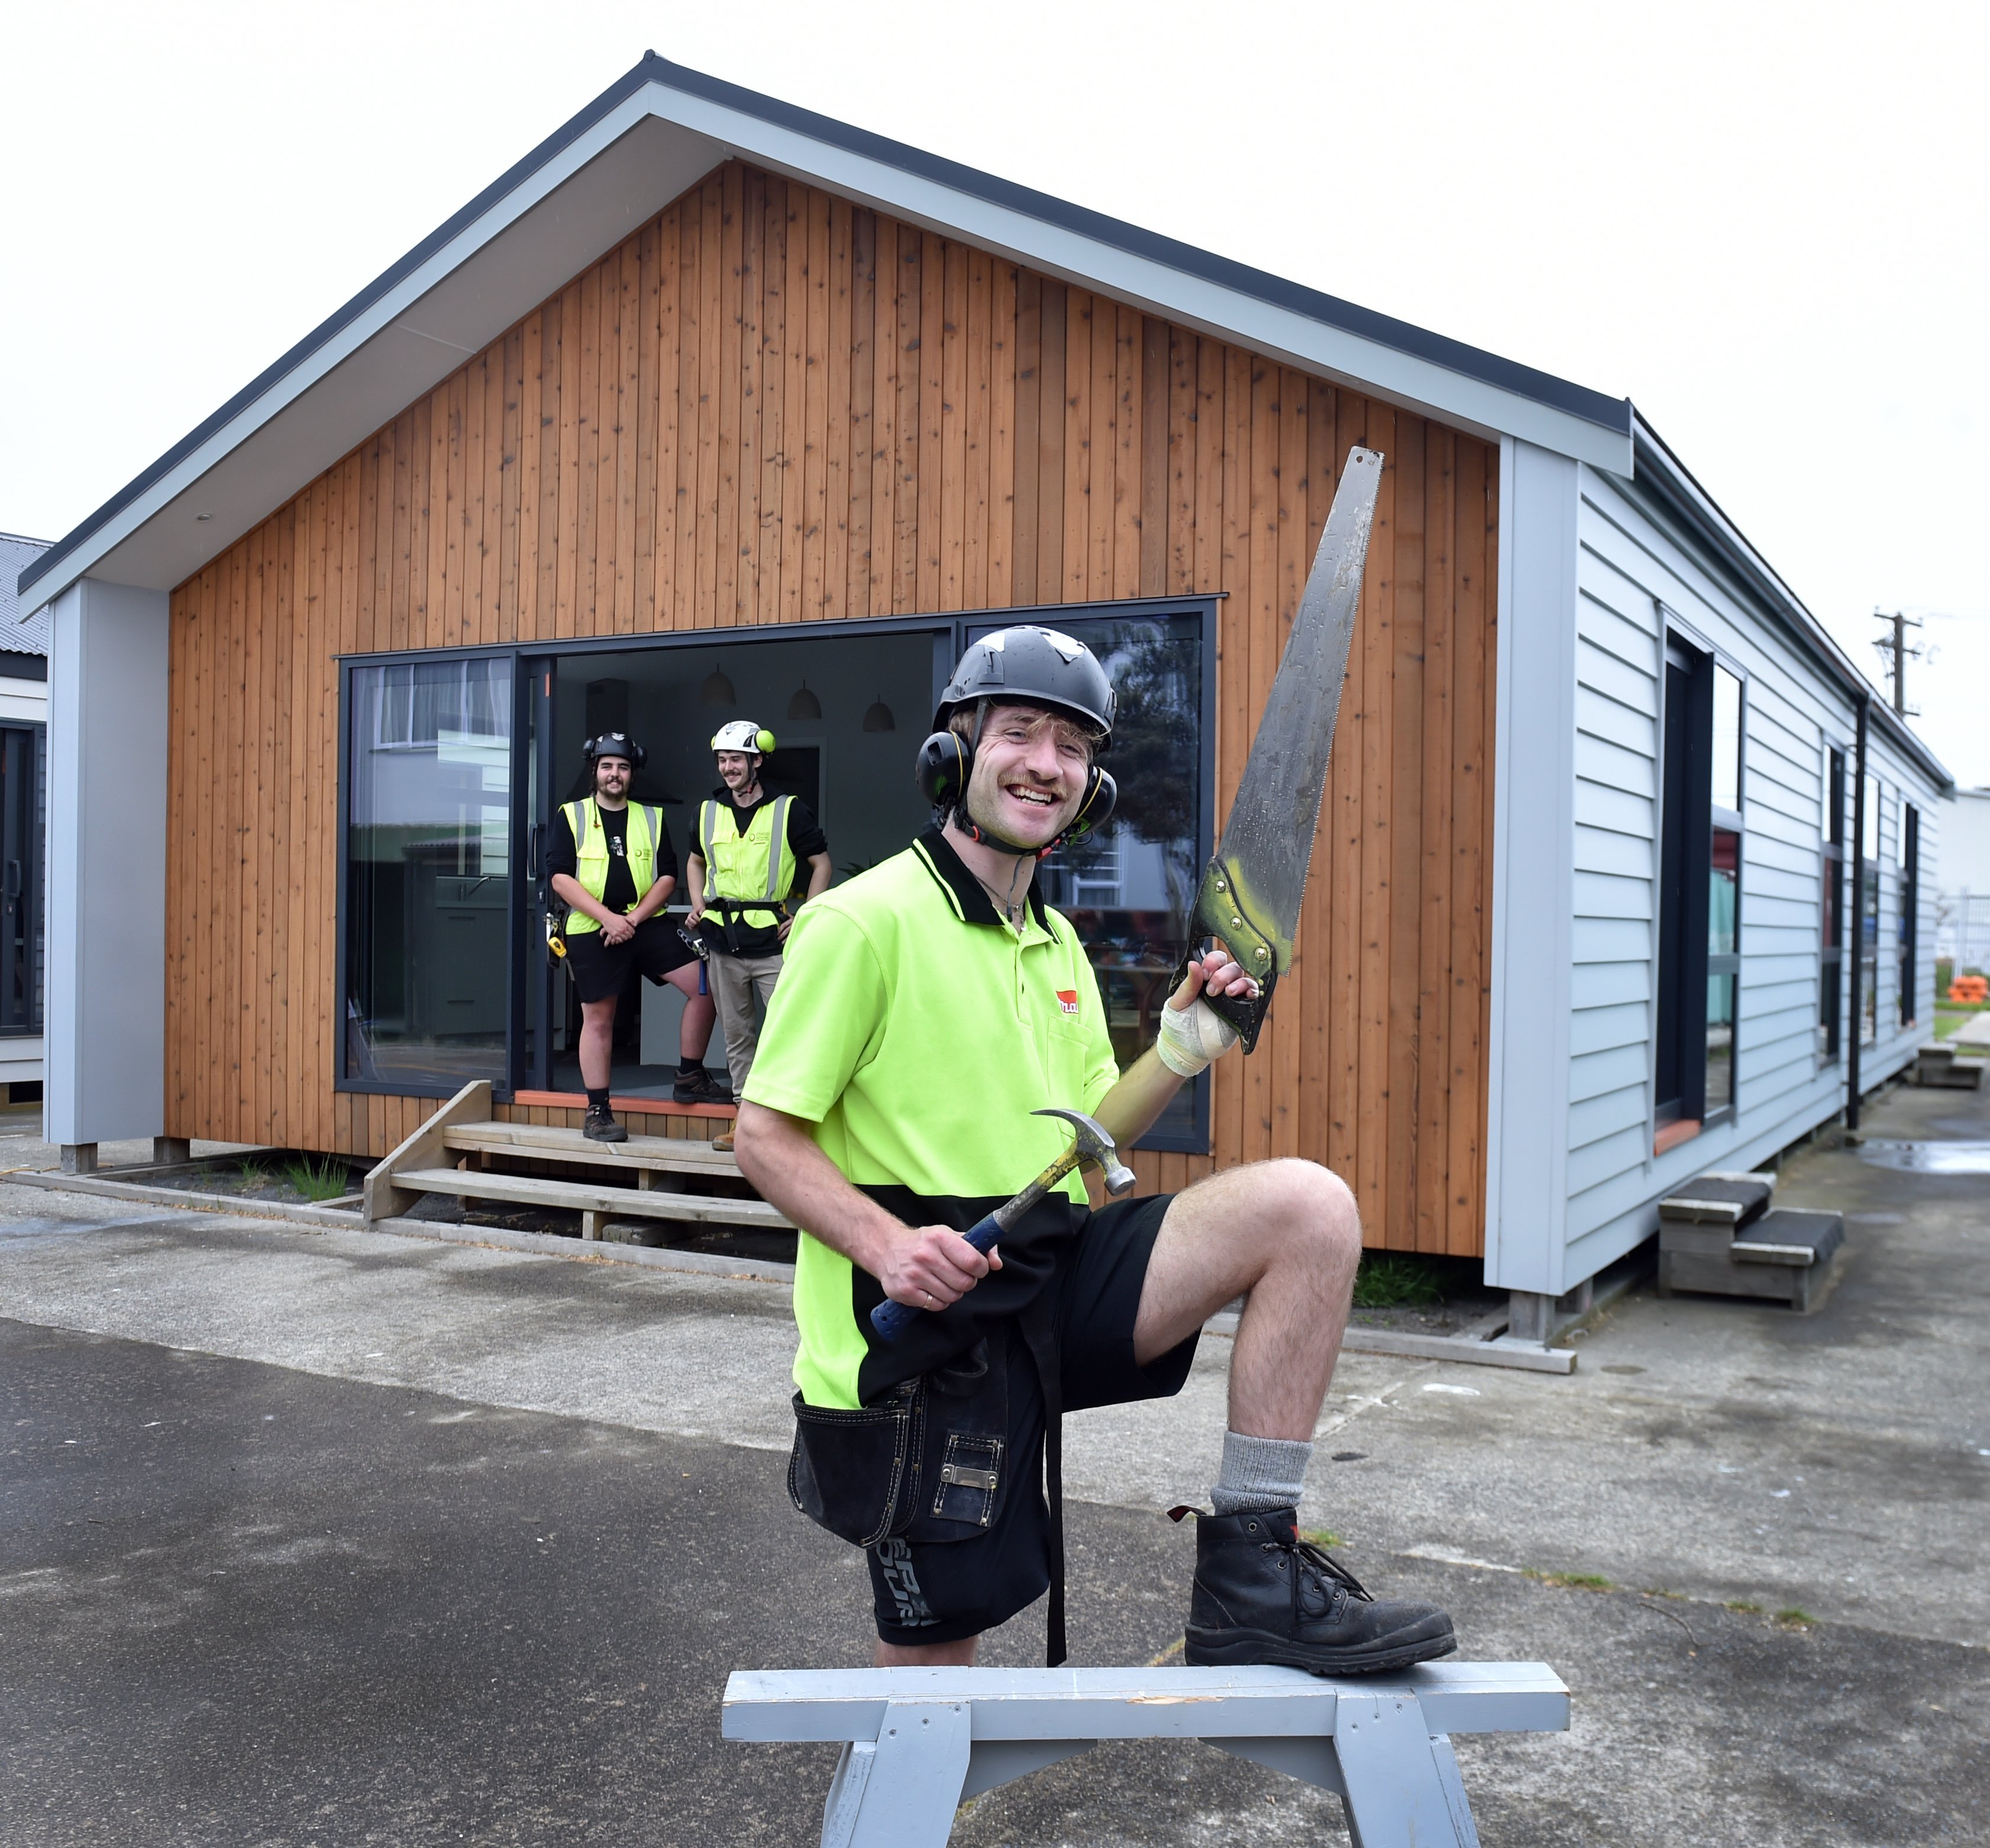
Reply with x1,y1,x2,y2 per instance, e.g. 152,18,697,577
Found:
548,802,680,915
693,787,829,954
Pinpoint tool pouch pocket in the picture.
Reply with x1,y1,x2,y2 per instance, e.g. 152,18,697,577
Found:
904,1340,1011,1544
787,1382,922,1547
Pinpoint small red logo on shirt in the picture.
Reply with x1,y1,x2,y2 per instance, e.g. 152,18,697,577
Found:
1055,990,1080,1016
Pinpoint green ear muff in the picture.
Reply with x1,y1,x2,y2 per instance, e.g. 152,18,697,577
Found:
757,728,776,754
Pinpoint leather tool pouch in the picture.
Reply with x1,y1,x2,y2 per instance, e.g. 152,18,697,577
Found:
787,1381,921,1547
787,1340,1012,1548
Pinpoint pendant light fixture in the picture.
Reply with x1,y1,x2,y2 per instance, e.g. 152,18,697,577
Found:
861,694,896,733
787,681,822,721
700,664,736,707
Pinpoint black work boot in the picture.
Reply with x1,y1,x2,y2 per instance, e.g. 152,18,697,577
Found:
1177,1506,1456,1675
583,1104,628,1143
672,1067,734,1105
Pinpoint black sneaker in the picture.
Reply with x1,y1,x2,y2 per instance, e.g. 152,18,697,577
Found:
673,1067,734,1104
1175,1505,1456,1675
583,1105,628,1143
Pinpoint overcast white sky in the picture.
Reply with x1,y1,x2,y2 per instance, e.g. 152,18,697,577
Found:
5,0,1985,783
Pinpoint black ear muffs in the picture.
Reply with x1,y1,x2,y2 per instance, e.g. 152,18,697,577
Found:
1049,766,1117,851
915,730,972,809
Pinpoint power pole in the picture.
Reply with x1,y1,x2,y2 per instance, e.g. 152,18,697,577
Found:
1872,608,1923,716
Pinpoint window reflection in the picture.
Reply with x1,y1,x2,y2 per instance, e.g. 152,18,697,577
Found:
1709,828,1739,958
1711,667,1742,813
1706,826,1740,1110
345,658,512,1084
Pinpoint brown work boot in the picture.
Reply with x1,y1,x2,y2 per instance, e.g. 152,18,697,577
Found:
710,1127,735,1153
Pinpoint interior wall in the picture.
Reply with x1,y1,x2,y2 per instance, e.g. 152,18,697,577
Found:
164,159,1500,1256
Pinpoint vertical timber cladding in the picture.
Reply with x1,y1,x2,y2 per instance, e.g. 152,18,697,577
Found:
164,159,1498,1257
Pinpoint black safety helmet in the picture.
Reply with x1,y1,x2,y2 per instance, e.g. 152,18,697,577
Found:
583,731,648,770
931,625,1116,742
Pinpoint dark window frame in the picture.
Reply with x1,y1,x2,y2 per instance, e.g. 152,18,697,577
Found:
1899,801,1919,1027
1819,745,1845,1061
1859,773,1884,1048
336,596,1222,1155
1654,632,1745,1137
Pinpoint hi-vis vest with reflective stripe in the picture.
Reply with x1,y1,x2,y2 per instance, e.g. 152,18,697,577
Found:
697,794,794,931
563,800,664,935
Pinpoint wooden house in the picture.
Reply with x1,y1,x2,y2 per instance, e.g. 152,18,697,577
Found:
17,57,1951,1326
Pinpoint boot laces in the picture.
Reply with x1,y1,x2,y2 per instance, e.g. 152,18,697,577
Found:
1265,1527,1373,1619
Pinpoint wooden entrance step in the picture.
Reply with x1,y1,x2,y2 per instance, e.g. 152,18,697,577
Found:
389,1167,792,1241
441,1119,747,1180
363,1080,791,1243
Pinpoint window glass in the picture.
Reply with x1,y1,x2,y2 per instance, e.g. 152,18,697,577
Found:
1711,666,1743,813
345,657,513,1084
973,612,1206,1148
1705,973,1736,1112
1709,828,1740,958
1861,774,1881,862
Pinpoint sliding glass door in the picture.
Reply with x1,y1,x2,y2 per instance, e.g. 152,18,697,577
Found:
343,655,515,1086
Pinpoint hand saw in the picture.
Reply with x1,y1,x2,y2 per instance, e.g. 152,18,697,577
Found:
1176,445,1383,1052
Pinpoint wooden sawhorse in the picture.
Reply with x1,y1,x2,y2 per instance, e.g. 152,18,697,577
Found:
723,1661,1569,1846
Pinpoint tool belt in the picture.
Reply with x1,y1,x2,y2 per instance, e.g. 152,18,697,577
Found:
786,1297,1068,1665
700,893,790,956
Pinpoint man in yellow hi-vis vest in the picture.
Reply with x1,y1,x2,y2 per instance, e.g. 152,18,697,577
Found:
687,721,832,1151
548,733,725,1143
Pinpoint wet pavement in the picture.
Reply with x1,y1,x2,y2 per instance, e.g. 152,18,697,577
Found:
2,1078,1986,1846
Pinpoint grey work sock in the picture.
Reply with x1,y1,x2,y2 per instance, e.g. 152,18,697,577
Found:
1210,1430,1314,1516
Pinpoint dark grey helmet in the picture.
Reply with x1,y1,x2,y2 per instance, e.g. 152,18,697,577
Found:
934,625,1115,742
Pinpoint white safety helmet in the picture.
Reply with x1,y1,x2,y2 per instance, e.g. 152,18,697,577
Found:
710,721,775,757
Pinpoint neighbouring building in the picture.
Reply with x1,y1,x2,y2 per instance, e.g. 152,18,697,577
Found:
1935,787,1990,971
0,531,49,1101
14,56,1951,1326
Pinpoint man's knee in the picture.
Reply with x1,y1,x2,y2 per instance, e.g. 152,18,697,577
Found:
1257,1158,1360,1265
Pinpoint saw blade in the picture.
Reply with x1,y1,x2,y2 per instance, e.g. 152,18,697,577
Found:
1187,445,1382,1052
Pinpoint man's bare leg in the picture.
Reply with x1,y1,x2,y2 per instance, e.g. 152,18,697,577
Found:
1131,1158,1361,1437
1130,1156,1455,1670
873,1636,978,1667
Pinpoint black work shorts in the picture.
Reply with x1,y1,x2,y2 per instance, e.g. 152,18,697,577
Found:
563,917,699,1004
867,1191,1196,1646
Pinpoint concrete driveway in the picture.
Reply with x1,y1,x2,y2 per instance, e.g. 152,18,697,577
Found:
2,1079,1985,1846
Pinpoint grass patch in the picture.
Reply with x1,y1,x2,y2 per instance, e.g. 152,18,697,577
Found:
238,1159,269,1191
282,1155,354,1202
1529,1570,1614,1591
1351,1253,1445,1308
1724,1600,1762,1614
1773,1607,1815,1629
1299,1527,1345,1550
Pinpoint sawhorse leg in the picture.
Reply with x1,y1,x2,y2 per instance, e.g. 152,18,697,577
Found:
1333,1691,1479,1848
1213,1689,1478,1847
820,1700,971,1848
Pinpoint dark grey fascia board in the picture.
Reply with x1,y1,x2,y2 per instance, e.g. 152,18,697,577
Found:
25,54,1630,609
1629,416,1952,793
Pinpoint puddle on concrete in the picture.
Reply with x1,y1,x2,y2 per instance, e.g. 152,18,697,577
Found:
1856,1140,1990,1175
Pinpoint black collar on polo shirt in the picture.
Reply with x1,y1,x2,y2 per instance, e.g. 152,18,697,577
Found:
914,823,1051,931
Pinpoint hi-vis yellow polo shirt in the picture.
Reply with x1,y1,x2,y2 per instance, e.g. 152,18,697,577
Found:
742,825,1119,1410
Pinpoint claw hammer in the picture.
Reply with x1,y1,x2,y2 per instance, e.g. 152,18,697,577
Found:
870,1107,1136,1341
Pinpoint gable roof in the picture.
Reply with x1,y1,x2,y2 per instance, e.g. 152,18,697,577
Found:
18,53,1631,616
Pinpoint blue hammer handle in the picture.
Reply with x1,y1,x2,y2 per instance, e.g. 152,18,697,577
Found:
869,1210,1003,1342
